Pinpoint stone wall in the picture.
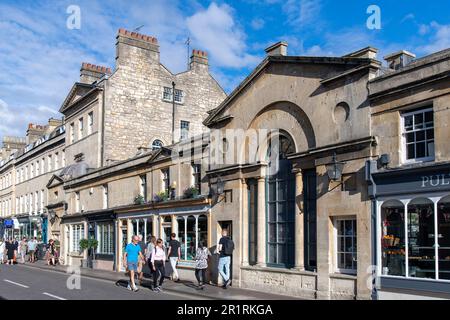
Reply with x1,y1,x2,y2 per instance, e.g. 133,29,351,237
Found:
103,30,226,163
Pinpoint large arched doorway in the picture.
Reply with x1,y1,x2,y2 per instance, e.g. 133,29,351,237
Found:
266,131,296,267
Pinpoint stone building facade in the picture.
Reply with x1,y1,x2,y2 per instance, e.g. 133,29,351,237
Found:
203,43,381,300
0,119,64,241
367,49,450,299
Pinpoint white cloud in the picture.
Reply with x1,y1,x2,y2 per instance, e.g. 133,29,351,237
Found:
186,3,260,68
251,18,265,30
416,22,450,55
283,0,321,28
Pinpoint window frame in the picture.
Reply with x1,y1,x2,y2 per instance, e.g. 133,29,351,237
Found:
333,216,358,275
401,107,435,164
180,120,190,140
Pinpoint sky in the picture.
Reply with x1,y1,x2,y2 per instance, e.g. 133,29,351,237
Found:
0,0,449,143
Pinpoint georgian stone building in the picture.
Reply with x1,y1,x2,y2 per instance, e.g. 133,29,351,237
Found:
367,49,450,299
0,119,64,241
204,43,381,299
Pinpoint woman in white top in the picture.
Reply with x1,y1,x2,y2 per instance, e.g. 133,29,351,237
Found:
0,240,5,264
151,238,166,292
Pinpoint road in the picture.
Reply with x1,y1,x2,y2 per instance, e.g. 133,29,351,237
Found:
0,264,205,300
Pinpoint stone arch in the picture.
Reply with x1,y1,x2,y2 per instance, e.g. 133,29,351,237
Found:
240,101,315,163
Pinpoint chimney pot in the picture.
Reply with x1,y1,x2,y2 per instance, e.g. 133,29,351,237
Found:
265,41,288,56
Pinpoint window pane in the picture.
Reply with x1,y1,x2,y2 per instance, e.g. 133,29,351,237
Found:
416,142,426,158
404,116,413,130
268,223,276,242
381,201,406,276
426,129,434,140
408,199,435,279
278,181,286,201
268,203,276,222
186,216,196,260
415,130,425,142
424,111,433,123
406,132,415,143
177,216,186,260
407,144,415,160
268,244,277,264
427,141,435,158
414,113,424,129
438,197,450,280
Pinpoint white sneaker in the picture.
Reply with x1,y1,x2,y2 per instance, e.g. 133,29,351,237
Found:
127,284,132,291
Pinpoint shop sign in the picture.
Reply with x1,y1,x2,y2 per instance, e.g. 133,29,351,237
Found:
373,165,450,197
4,220,14,228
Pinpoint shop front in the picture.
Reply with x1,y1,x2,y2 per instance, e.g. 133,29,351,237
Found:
15,215,42,240
370,162,450,299
86,210,116,271
115,198,211,281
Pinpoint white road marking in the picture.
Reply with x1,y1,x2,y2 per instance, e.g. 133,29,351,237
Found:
42,292,67,300
4,279,29,288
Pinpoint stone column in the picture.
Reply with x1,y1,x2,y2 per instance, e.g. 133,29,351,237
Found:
294,169,305,270
241,179,249,266
257,177,266,266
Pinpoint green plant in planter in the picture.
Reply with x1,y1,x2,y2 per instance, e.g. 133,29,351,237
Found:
79,239,89,253
183,186,199,199
134,194,145,205
153,190,169,202
79,238,99,261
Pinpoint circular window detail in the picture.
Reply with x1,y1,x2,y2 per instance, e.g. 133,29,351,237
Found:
333,102,350,124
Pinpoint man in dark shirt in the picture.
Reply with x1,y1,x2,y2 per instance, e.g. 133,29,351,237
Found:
217,229,233,288
137,235,146,285
167,233,181,282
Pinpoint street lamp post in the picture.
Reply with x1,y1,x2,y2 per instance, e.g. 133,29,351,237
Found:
325,152,346,182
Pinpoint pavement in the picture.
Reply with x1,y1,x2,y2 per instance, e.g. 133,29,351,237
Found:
0,261,300,300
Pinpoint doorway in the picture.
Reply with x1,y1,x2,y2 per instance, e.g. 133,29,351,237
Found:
218,220,233,285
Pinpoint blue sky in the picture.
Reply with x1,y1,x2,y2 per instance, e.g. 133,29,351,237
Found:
0,0,449,142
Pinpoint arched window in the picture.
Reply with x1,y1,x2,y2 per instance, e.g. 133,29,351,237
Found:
407,198,435,279
381,200,406,276
266,131,296,267
151,139,163,151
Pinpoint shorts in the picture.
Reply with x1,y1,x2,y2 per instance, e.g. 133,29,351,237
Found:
29,250,35,254
127,262,138,272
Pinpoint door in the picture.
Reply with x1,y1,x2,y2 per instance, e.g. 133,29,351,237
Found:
218,221,233,283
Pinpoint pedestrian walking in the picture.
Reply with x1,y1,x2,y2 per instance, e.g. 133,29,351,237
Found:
19,237,28,264
137,234,146,285
46,239,56,266
0,239,5,264
5,239,16,265
194,241,211,290
167,233,181,282
28,237,37,263
217,229,234,289
145,236,156,279
123,235,145,292
151,238,166,292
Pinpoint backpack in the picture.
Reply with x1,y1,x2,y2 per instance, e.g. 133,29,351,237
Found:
222,237,235,256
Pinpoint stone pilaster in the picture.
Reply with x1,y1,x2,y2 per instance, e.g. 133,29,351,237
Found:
257,177,266,266
294,169,305,270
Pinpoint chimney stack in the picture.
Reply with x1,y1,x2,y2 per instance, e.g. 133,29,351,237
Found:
116,28,159,67
26,123,47,144
190,49,208,72
384,50,416,70
265,41,288,56
80,63,112,84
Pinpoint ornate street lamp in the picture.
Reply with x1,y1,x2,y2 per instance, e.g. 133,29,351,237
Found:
325,152,345,182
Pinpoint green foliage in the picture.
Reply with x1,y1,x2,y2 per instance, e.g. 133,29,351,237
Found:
183,186,199,199
134,194,145,205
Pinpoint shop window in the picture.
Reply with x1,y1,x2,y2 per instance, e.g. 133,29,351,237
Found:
177,216,186,260
438,196,450,280
335,218,357,273
70,224,84,253
402,107,434,162
96,222,114,255
408,198,435,279
381,200,406,276
186,215,197,260
198,215,208,249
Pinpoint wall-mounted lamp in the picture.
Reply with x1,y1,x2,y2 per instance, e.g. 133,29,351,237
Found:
325,152,346,182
